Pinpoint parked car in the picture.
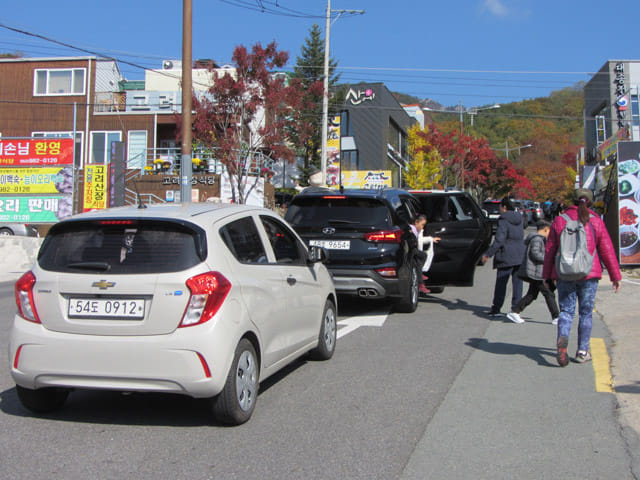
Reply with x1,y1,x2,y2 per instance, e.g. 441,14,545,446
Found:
482,199,502,234
409,190,491,292
10,203,337,425
285,187,421,312
531,202,543,221
511,199,529,227
0,223,39,236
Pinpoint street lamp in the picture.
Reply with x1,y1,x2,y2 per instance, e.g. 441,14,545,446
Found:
468,104,501,126
491,142,532,161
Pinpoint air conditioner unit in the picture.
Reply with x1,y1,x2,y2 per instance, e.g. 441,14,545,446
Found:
162,60,182,70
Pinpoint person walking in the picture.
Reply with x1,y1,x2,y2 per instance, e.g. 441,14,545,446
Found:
482,197,525,316
542,188,622,366
506,220,559,324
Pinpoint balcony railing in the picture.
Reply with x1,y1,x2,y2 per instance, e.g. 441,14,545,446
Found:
128,148,275,176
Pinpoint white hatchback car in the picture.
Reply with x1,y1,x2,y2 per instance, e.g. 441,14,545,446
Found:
9,203,337,425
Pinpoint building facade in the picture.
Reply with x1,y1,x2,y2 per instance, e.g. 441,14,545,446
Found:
337,83,416,188
584,60,640,164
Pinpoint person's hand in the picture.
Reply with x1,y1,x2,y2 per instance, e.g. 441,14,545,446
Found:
612,280,622,293
433,237,441,243
482,255,489,264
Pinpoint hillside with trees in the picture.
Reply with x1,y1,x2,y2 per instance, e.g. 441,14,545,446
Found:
401,84,584,202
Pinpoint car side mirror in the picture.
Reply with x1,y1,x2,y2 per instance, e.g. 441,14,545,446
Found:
308,245,329,264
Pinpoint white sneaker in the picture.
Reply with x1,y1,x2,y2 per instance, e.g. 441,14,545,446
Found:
551,318,558,325
507,312,524,324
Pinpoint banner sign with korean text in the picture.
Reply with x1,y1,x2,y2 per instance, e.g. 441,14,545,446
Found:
341,170,393,189
617,141,640,265
83,164,109,211
0,138,74,166
0,166,74,194
0,195,73,222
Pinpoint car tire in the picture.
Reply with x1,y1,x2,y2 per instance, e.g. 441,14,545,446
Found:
309,299,337,361
16,385,69,413
395,266,419,313
211,338,259,425
0,228,13,236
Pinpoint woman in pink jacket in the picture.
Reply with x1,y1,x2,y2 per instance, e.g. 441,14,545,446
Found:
542,188,622,367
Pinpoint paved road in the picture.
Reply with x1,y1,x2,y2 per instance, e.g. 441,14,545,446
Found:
0,264,637,479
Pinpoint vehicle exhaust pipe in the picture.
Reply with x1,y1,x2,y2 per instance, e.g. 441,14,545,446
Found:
358,288,379,297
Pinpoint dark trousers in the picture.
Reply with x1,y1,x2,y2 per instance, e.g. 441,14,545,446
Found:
512,279,559,319
413,249,427,274
491,266,523,311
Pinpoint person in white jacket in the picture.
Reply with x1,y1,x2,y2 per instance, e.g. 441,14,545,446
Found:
410,215,440,294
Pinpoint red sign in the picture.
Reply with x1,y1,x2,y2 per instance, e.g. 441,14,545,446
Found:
0,138,74,166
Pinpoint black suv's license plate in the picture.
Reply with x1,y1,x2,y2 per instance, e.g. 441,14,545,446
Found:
309,240,351,250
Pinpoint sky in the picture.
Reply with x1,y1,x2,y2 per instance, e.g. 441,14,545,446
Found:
1,0,639,110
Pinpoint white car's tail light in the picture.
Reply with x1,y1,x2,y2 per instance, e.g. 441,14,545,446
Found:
15,271,41,323
180,272,232,327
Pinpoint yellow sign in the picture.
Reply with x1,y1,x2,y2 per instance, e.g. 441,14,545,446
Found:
342,170,393,189
83,164,108,211
0,166,73,194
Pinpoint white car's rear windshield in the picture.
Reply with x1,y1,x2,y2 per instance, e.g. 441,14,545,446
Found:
38,219,206,274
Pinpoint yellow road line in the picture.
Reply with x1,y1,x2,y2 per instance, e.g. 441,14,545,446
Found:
591,337,614,393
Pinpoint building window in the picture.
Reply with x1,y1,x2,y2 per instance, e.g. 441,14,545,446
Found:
90,131,121,164
32,131,83,168
34,68,86,96
595,115,607,145
128,131,148,169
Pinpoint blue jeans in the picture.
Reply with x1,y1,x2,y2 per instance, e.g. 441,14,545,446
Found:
491,266,523,311
556,278,599,352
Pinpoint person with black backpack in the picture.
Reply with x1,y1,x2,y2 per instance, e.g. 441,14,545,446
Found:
542,189,622,367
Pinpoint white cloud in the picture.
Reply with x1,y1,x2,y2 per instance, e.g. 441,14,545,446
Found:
482,0,509,17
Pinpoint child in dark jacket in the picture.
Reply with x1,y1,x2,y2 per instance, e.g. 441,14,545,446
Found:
506,220,560,324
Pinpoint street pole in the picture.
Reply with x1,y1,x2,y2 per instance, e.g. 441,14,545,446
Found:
320,0,331,187
459,98,463,136
180,0,193,203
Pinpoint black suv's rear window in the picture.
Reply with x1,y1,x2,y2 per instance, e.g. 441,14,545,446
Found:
38,219,206,274
285,196,391,228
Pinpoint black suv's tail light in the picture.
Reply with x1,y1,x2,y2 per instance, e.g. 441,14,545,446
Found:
376,267,398,278
364,228,403,244
15,271,40,323
180,272,232,327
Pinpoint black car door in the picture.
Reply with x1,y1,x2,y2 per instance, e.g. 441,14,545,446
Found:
417,194,490,286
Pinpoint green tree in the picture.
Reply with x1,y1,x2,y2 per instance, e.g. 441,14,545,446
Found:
291,23,340,185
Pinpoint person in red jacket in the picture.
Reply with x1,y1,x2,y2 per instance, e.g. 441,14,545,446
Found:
542,188,622,367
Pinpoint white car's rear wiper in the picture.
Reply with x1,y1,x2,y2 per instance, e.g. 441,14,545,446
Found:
66,262,111,271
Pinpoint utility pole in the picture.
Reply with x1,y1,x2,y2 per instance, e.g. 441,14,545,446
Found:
180,0,193,203
320,0,331,186
459,98,463,136
320,1,364,186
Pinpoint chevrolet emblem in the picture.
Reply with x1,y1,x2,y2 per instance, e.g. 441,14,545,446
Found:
92,280,116,290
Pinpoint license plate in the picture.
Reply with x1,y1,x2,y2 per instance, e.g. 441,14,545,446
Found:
309,239,351,250
68,298,145,319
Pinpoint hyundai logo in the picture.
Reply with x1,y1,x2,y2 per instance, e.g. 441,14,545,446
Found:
322,227,336,235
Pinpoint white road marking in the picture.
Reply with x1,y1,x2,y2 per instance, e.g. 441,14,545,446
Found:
622,278,640,286
337,310,390,339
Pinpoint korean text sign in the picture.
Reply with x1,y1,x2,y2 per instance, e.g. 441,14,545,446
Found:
83,164,108,211
0,138,74,166
0,167,74,194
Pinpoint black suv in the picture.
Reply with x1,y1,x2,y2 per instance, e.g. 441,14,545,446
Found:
285,187,491,310
410,190,491,291
285,188,421,312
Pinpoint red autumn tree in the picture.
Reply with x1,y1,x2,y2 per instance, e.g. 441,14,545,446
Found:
186,42,308,203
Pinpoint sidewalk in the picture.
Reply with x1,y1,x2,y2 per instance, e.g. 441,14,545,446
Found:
597,268,640,470
402,268,640,479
